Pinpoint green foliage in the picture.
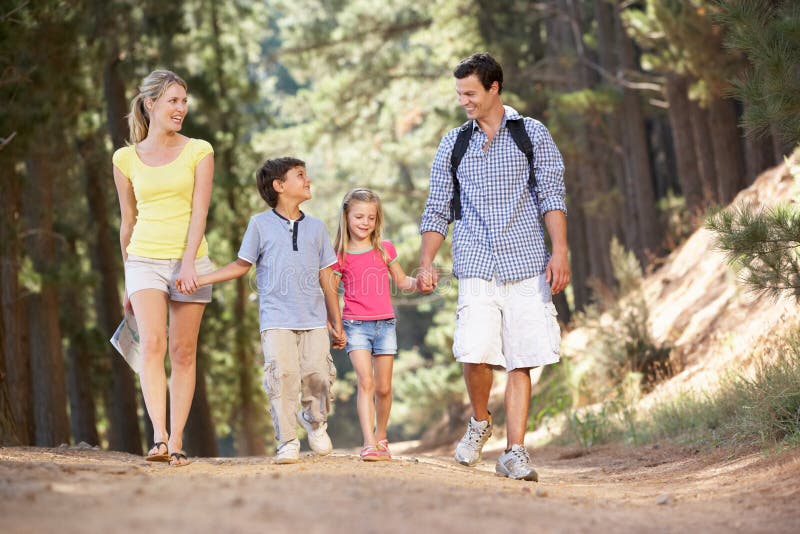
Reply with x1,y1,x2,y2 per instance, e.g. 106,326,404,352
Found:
635,0,743,100
556,325,800,450
541,238,670,448
657,192,700,250
548,87,620,156
391,350,465,438
706,201,800,300
389,284,466,440
556,371,643,448
569,237,672,399
714,0,800,143
645,328,800,447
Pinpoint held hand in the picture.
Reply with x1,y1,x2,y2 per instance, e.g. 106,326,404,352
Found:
335,324,347,350
334,329,347,350
417,263,439,294
328,322,346,350
545,250,571,295
176,262,199,294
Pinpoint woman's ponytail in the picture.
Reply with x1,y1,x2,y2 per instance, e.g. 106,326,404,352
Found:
127,93,149,144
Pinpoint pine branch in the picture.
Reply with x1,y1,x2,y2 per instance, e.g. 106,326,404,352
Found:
707,202,800,300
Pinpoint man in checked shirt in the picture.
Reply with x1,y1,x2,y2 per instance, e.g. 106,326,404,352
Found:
418,53,569,481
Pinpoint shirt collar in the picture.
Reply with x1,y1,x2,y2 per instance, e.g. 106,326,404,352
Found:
471,105,522,132
271,209,305,222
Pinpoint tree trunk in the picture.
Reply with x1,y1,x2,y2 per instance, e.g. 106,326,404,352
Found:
743,130,776,186
0,362,19,445
95,44,145,453
617,6,660,261
62,239,99,445
184,343,219,457
664,74,703,212
85,155,144,454
653,114,679,199
564,162,591,311
595,0,635,258
24,153,70,446
566,0,615,291
233,276,265,455
209,0,265,456
688,99,717,206
708,96,745,204
0,274,21,445
0,167,32,445
103,46,129,148
770,125,794,162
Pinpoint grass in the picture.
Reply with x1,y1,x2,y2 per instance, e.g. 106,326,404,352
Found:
644,330,800,448
552,328,800,450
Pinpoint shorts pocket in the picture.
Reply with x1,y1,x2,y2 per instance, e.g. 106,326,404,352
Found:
452,304,470,357
326,354,337,401
262,360,281,399
544,303,561,355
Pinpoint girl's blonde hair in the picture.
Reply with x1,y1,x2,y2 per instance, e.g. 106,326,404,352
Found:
334,188,389,264
126,69,188,144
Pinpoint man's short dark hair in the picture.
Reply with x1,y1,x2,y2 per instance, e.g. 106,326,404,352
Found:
453,53,503,93
256,157,306,208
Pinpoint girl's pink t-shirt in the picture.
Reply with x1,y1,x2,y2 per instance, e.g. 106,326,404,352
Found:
332,240,398,320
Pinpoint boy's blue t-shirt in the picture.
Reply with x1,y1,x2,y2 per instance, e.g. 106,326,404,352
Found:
237,209,337,331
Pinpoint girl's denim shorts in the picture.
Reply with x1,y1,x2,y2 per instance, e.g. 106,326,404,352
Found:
343,318,397,355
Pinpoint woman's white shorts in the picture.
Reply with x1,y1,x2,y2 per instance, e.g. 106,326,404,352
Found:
124,254,214,303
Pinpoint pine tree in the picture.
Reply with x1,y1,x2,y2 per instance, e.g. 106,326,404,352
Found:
714,0,800,145
707,202,800,300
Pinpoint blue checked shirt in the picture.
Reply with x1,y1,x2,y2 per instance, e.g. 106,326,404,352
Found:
420,106,567,283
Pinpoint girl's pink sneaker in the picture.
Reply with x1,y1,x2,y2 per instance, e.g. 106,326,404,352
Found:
360,445,383,462
377,439,392,460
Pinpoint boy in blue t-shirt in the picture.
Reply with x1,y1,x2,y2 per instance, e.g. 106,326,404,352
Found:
184,157,346,463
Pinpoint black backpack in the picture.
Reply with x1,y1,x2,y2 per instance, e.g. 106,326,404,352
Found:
449,118,537,220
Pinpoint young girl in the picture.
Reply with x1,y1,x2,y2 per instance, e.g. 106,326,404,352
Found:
332,188,417,461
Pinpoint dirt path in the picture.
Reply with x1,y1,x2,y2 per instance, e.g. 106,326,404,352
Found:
1,443,798,533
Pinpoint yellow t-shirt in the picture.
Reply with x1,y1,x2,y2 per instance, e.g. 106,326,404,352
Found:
113,138,213,259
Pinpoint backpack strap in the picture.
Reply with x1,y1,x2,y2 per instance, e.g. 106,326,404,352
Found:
450,120,474,221
506,118,537,199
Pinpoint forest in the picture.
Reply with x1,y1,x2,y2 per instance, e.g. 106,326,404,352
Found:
1,0,798,456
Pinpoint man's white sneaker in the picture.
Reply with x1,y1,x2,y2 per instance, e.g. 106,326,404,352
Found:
297,410,333,455
495,444,538,481
275,438,300,464
454,416,492,466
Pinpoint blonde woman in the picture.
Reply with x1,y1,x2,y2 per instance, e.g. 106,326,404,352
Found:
112,70,214,467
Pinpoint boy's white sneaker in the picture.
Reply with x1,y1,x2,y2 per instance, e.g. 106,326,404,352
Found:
275,438,300,464
454,416,492,466
297,410,333,455
495,444,539,481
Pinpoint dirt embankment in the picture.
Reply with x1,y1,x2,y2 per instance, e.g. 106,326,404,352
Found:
562,148,799,401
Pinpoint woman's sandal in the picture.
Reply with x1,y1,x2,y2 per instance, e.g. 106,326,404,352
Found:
145,442,170,462
169,451,191,467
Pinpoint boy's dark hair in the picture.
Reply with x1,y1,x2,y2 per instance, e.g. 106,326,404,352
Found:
453,53,503,93
256,157,306,208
